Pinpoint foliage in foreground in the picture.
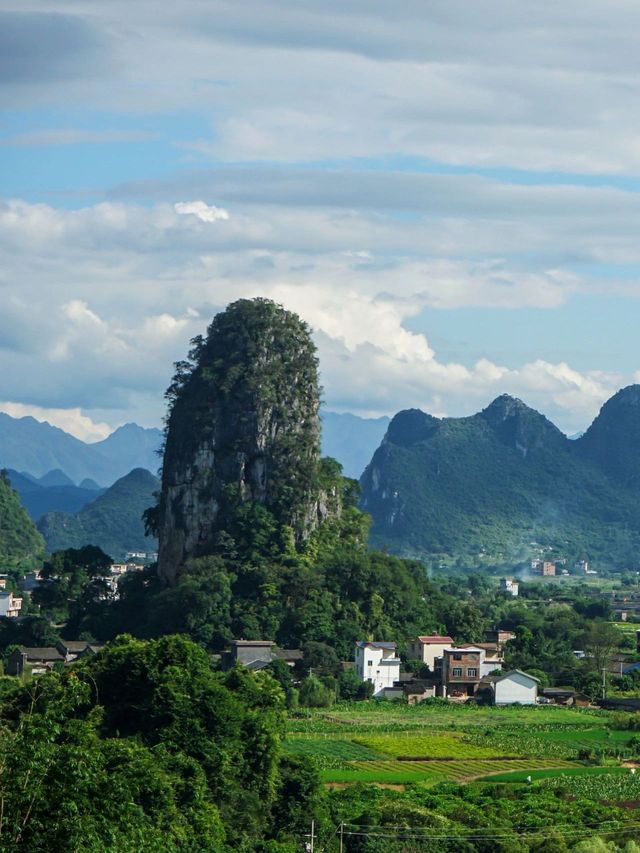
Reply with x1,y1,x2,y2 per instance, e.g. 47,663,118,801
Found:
0,634,324,852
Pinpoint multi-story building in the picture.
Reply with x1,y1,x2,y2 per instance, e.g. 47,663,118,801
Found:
406,634,454,670
0,591,22,618
440,646,504,697
533,560,556,576
355,641,401,697
500,578,519,597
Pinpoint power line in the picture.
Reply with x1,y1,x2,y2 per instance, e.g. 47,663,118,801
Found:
333,817,640,843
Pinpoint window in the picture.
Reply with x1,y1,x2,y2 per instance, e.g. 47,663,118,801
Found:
467,668,477,677
453,654,462,661
452,667,462,677
367,660,373,666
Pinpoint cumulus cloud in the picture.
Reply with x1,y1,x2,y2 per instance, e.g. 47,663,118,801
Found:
0,401,114,443
174,201,230,222
0,194,629,434
3,2,640,435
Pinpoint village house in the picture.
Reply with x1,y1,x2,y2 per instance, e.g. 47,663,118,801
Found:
439,646,504,697
6,646,64,676
56,640,104,663
541,687,591,707
500,578,519,597
484,629,516,652
222,639,304,671
0,591,22,618
478,670,539,705
20,571,41,592
355,641,401,697
406,633,454,670
534,561,556,576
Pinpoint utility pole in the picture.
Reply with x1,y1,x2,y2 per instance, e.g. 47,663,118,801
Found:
304,820,316,852
339,821,344,853
602,667,607,699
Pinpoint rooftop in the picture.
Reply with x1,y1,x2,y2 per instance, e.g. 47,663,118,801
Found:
19,647,64,661
481,669,540,685
417,634,454,644
356,641,397,650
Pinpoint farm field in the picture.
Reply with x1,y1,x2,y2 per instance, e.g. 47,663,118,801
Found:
284,702,639,787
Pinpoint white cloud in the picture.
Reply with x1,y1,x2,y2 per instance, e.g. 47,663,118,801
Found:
174,200,229,222
0,187,633,435
0,401,114,442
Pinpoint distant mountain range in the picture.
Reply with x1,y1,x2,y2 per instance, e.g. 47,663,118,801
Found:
5,469,105,521
360,385,640,568
0,409,387,558
0,414,162,485
0,410,387,487
37,468,159,560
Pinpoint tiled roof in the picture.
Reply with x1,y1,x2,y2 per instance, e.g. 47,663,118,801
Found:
273,648,304,661
19,647,64,661
417,635,453,644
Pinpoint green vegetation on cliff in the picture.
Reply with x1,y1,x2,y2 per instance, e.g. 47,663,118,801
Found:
360,390,640,567
157,298,323,582
0,470,44,564
66,300,438,654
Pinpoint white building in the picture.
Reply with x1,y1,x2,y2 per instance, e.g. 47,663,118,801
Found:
500,578,519,597
0,592,22,618
355,641,401,697
406,634,454,670
479,670,539,705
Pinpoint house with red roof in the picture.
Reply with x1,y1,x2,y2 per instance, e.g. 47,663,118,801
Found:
407,633,454,671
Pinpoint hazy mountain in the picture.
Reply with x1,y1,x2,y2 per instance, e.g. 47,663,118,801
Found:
321,411,391,479
0,414,162,485
37,469,76,488
360,386,640,568
0,410,383,486
5,469,104,521
92,423,162,479
38,468,159,559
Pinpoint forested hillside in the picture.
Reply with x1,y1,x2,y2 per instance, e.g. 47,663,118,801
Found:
361,389,640,567
0,470,44,564
37,468,158,559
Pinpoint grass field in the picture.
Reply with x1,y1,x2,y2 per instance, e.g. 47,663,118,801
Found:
285,702,633,788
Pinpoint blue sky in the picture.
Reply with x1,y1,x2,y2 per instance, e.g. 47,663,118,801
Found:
1,1,640,440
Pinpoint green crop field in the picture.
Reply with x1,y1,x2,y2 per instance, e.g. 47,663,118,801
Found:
284,702,635,790
352,732,510,759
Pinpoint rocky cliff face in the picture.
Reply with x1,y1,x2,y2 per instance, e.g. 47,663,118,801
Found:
157,299,324,584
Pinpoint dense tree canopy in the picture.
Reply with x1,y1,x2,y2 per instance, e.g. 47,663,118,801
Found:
0,635,324,852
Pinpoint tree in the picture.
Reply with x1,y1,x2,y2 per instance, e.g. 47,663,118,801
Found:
0,634,309,851
299,641,342,678
298,674,334,708
267,658,299,709
583,621,620,675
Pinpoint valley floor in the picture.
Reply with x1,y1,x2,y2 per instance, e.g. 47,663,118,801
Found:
286,701,640,850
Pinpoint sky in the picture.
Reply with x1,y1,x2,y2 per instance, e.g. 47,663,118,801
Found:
2,1,640,441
